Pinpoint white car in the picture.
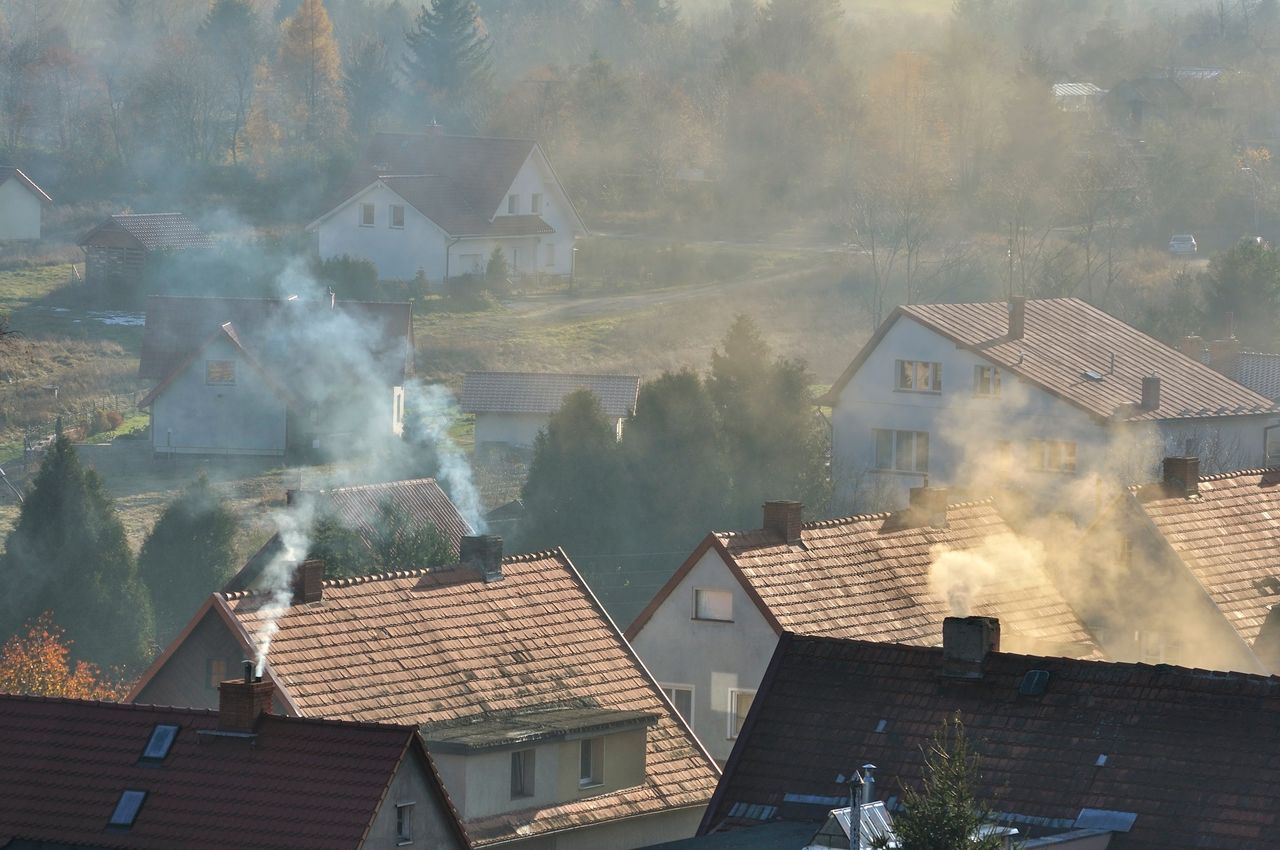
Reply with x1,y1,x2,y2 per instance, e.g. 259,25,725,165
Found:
1169,234,1198,255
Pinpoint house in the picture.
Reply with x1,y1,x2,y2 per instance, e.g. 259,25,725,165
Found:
128,537,720,849
1180,334,1280,412
0,167,50,241
307,131,587,283
625,495,1100,764
461,371,640,449
821,298,1278,512
224,477,475,592
698,619,1280,849
1102,77,1191,129
138,294,413,457
1051,82,1104,112
78,213,213,293
0,685,468,850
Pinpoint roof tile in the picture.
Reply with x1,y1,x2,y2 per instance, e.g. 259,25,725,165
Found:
461,372,640,417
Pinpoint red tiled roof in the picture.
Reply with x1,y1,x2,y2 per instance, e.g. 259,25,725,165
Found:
0,694,466,850
170,551,717,846
628,501,1099,659
460,372,640,417
704,632,1280,848
821,298,1276,421
79,213,213,250
1134,467,1280,647
0,167,51,203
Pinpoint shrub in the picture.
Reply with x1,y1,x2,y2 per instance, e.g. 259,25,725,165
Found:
312,254,379,300
87,409,124,436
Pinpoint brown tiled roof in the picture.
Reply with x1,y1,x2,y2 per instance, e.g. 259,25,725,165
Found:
704,632,1280,848
460,372,640,417
0,693,467,850
628,501,1099,659
1134,467,1280,647
138,295,413,384
821,298,1276,421
201,551,716,846
80,213,214,250
0,166,51,203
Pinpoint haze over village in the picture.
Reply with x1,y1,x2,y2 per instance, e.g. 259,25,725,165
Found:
6,0,1280,848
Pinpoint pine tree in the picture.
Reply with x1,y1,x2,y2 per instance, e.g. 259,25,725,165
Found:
402,0,492,116
137,476,239,644
344,36,395,135
0,438,154,670
276,0,347,149
369,502,452,570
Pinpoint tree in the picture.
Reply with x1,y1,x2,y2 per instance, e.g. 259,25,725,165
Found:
0,612,127,699
402,0,492,123
1201,237,1280,348
137,476,239,644
306,513,369,577
0,438,154,669
484,246,508,288
877,716,1003,850
343,36,395,136
368,502,452,570
198,0,264,163
272,0,347,152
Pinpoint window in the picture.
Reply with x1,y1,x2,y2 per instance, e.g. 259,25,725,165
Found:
1028,439,1077,473
895,360,942,392
109,790,147,827
579,737,603,787
661,684,694,726
694,588,733,622
511,749,535,798
361,203,375,226
205,360,236,385
508,194,519,214
874,429,929,473
396,802,414,844
545,243,555,267
206,658,227,690
141,724,178,761
974,365,1001,396
390,204,405,229
531,193,543,214
728,689,755,739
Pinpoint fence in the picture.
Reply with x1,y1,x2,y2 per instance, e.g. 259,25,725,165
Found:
18,389,147,467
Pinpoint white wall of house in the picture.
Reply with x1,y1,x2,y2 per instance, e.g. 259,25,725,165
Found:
494,149,581,277
316,183,449,281
474,412,624,449
149,336,287,456
365,748,468,850
451,236,544,277
0,178,42,240
629,547,779,764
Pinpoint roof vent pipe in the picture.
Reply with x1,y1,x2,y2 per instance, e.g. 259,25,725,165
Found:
1008,297,1026,340
860,764,876,807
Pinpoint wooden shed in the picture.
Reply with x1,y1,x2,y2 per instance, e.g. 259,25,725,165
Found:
78,213,213,294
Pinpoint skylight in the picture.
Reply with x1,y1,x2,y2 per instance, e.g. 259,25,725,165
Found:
142,724,179,760
109,790,147,827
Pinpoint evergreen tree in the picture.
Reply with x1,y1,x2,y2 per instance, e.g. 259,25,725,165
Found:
137,476,239,644
344,36,395,135
0,438,154,670
1201,237,1280,349
369,502,452,570
307,513,369,578
402,0,492,119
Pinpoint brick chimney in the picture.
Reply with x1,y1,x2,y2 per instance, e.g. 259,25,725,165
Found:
218,662,275,732
942,616,1001,679
908,485,949,529
1140,373,1161,411
461,534,504,582
1162,456,1200,498
292,559,324,605
1008,297,1026,340
762,500,803,544
1179,336,1205,362
1208,337,1240,372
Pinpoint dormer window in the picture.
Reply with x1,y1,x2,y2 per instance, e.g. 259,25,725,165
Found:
579,737,603,787
511,749,535,798
508,194,519,214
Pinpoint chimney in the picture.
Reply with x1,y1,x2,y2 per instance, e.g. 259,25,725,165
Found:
1253,605,1280,671
291,559,324,604
1162,455,1200,498
908,485,949,528
460,534,504,582
1140,373,1161,411
860,764,876,807
1008,297,1026,340
285,488,296,506
762,500,804,545
942,616,1001,679
1208,337,1240,371
218,661,275,732
1179,335,1205,361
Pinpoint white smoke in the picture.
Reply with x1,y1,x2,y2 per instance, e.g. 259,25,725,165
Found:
251,486,316,676
407,381,488,533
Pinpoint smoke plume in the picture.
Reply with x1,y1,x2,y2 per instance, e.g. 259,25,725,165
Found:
406,382,488,533
251,498,315,676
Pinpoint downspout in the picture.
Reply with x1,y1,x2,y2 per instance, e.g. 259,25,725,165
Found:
444,235,462,281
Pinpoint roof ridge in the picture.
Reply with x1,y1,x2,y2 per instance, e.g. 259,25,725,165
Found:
714,498,997,537
1,692,218,715
1130,465,1280,494
316,477,440,494
464,370,640,379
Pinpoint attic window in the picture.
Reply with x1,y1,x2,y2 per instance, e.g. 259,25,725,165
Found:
693,588,733,622
361,203,375,226
531,193,542,214
141,724,179,760
205,360,235,385
1018,670,1050,696
508,194,519,214
390,204,405,229
109,790,147,827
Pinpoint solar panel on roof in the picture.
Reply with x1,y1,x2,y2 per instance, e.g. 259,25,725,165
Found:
1018,670,1050,696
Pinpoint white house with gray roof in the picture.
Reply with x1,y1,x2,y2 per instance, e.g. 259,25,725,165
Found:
822,298,1279,512
461,371,640,449
307,132,587,283
0,167,50,240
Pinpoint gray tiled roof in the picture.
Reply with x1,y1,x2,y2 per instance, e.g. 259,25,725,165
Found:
82,213,214,250
461,371,640,417
1231,351,1280,400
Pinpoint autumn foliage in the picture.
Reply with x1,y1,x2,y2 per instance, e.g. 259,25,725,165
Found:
0,613,128,700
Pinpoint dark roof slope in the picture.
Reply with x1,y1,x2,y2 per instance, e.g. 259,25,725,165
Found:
461,371,640,417
364,133,536,218
138,295,413,384
705,632,1280,849
80,213,213,250
0,694,465,850
1134,467,1280,647
0,167,51,203
822,298,1275,421
1231,351,1280,400
376,175,556,237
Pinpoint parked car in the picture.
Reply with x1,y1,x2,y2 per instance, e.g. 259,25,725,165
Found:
1169,234,1198,255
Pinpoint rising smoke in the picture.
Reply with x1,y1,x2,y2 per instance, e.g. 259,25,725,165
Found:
404,382,488,534
251,496,315,676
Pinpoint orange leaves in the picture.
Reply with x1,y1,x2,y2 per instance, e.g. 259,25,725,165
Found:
0,613,128,701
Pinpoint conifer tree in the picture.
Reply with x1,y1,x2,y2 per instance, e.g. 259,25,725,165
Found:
402,0,491,117
0,438,154,670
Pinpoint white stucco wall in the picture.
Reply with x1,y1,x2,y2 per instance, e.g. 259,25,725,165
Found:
629,547,779,764
316,183,450,281
0,179,42,240
486,149,582,277
365,747,468,850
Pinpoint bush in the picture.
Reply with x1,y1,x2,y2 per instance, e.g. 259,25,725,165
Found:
87,409,124,436
312,254,379,300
